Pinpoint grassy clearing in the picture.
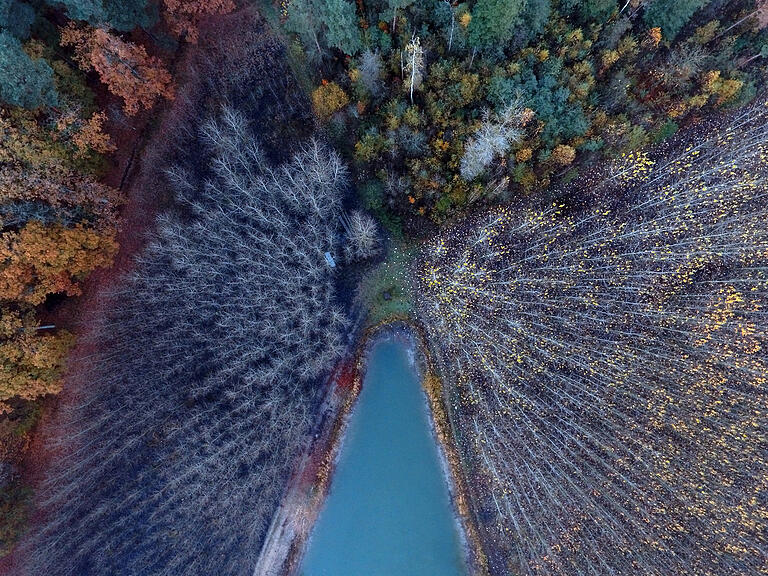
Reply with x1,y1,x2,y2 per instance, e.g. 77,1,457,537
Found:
357,241,419,327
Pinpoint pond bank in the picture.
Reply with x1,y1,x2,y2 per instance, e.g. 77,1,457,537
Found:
253,321,487,576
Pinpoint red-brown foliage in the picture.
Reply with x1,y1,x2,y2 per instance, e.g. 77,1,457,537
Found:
163,0,236,43
60,25,174,116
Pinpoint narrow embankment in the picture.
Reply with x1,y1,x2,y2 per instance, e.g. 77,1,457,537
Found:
252,345,364,576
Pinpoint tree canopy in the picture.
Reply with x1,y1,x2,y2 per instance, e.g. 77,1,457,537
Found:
0,32,57,109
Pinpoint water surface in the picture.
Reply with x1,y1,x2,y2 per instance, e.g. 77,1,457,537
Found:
300,336,467,576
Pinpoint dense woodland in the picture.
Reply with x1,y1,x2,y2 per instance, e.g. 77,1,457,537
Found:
13,9,377,574
0,0,767,574
25,114,356,575
294,0,768,231
0,0,241,554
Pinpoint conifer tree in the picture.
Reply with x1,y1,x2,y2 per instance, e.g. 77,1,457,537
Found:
643,0,711,40
286,0,361,59
468,0,525,53
0,32,57,109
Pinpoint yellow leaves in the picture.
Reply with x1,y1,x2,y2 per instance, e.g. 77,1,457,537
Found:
693,285,743,347
416,100,768,571
520,108,535,126
600,49,620,72
701,70,722,92
614,151,655,183
668,101,688,118
551,144,576,166
0,222,117,305
432,137,450,153
701,70,744,105
692,21,720,45
645,27,662,49
0,306,75,413
617,35,639,59
311,81,350,120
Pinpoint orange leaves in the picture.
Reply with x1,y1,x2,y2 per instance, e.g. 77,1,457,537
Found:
59,24,91,70
647,27,662,48
55,107,116,158
0,222,117,306
163,0,235,43
71,111,116,158
60,24,174,116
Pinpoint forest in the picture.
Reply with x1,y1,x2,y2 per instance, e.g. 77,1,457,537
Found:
0,0,767,574
415,102,768,574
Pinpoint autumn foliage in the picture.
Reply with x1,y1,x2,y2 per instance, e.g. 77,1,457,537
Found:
0,111,122,226
311,81,349,119
0,308,74,414
69,111,116,158
0,222,117,306
60,24,174,116
416,103,768,576
163,0,236,43
0,219,115,413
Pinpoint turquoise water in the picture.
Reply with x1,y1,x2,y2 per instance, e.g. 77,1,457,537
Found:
299,336,467,576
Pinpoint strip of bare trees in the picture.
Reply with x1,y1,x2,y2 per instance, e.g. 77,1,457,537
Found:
416,101,768,575
22,97,359,575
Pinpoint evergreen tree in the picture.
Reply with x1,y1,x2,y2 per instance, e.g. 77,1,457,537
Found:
45,0,154,32
558,0,616,24
643,0,711,40
468,0,525,54
0,32,57,108
520,0,550,40
324,0,361,55
286,0,361,59
385,0,415,33
0,0,35,38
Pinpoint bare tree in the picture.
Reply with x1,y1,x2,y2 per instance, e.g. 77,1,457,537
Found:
359,49,384,98
23,104,352,576
344,209,381,262
460,99,528,181
404,35,424,104
417,101,768,576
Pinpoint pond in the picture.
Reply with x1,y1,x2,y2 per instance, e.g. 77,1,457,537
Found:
299,335,468,576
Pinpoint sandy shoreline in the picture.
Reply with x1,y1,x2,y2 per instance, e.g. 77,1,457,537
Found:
252,320,487,576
